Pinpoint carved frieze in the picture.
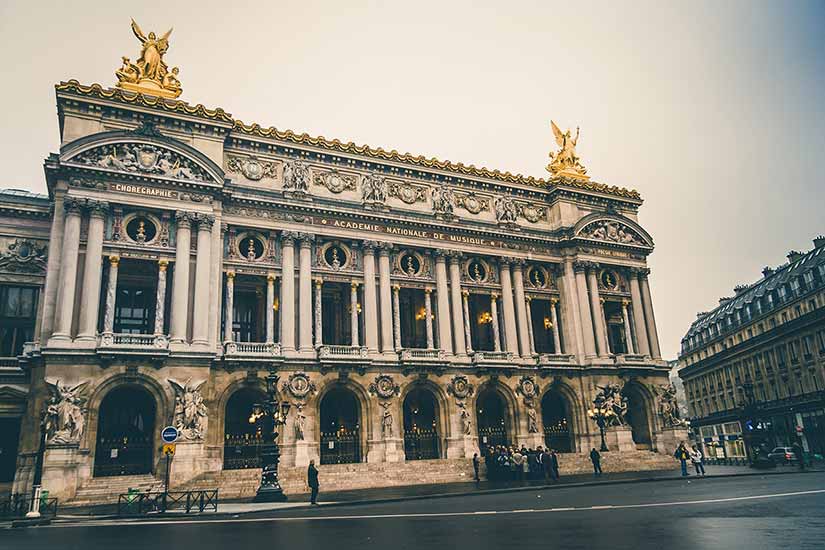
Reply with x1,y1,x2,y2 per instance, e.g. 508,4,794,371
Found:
431,185,456,216
388,181,427,205
494,195,519,225
516,375,539,400
0,238,47,275
519,203,546,224
70,143,213,183
368,374,400,399
226,155,278,181
455,191,490,215
446,374,474,399
579,219,645,246
361,173,388,205
313,169,357,194
283,372,317,400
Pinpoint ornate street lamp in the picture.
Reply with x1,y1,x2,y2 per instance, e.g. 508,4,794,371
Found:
587,394,611,452
738,380,757,466
249,370,291,502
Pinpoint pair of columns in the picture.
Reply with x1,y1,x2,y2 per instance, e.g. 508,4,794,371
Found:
168,212,214,345
222,272,278,345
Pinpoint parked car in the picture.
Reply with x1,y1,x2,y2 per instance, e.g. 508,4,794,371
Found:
767,446,798,464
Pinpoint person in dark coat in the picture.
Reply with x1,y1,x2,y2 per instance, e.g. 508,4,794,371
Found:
590,448,602,476
307,459,320,505
472,453,480,481
674,442,690,476
550,449,560,481
791,442,806,471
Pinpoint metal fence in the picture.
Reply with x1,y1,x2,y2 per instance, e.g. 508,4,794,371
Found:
0,494,58,519
117,490,219,516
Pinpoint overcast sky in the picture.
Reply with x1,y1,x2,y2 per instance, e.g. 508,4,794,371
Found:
1,0,823,359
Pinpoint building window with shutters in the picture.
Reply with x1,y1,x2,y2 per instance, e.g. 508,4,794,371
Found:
0,285,38,357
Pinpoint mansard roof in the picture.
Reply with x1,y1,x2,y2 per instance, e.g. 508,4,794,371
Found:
56,80,641,201
682,238,825,344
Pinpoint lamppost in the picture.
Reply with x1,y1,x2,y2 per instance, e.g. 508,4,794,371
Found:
249,370,291,502
588,395,612,452
738,380,757,467
25,414,48,518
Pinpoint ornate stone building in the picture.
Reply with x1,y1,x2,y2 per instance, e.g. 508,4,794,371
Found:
678,239,825,462
0,26,680,502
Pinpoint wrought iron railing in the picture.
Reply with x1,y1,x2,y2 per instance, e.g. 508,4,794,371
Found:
0,494,58,519
116,489,218,516
320,429,361,464
403,428,440,460
223,433,264,470
478,426,509,450
543,425,573,452
94,435,154,477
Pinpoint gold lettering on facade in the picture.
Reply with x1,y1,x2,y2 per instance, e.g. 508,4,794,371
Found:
112,183,178,199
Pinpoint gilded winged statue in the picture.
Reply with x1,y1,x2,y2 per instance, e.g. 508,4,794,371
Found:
115,19,182,98
546,120,588,179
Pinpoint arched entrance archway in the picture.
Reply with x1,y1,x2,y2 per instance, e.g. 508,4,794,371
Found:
94,386,156,477
476,387,509,450
319,386,361,464
223,388,266,470
541,390,573,452
623,384,652,449
403,387,440,460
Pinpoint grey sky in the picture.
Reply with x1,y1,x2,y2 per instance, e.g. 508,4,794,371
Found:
1,0,823,359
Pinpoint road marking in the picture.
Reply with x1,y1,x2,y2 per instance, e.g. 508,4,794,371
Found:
34,488,825,529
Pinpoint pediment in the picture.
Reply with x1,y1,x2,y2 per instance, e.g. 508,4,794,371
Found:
573,214,653,248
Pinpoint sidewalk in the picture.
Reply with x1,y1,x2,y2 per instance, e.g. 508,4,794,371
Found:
53,464,822,521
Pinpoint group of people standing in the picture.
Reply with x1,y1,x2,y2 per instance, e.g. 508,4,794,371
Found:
476,446,562,482
674,441,706,476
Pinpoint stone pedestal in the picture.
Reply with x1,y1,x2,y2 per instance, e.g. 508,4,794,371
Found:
461,435,479,458
604,425,636,452
293,440,311,467
517,432,544,450
654,426,690,455
169,441,208,487
383,438,405,463
41,444,82,502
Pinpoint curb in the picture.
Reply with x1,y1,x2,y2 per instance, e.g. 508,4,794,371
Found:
45,468,823,525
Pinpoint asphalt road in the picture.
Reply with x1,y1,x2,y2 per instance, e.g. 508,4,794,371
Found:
6,472,825,550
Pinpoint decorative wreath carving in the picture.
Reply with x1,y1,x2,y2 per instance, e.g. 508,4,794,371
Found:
447,375,475,400
369,374,400,399
516,375,539,400
283,372,317,400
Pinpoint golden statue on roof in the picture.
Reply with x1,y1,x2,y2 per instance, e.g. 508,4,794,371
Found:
115,19,182,99
546,120,589,180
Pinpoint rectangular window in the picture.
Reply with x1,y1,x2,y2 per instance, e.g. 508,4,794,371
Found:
0,285,39,356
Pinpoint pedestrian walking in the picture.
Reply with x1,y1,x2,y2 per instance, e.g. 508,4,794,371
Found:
307,459,320,505
690,445,706,476
550,449,560,481
472,452,480,481
791,442,806,471
590,448,602,476
674,441,690,476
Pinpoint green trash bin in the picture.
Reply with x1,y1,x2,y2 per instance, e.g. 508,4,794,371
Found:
126,488,140,503
40,490,49,507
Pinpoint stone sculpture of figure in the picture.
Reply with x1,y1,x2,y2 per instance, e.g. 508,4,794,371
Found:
362,173,388,204
593,383,628,427
130,18,173,81
116,56,140,83
654,384,686,428
169,378,208,440
162,67,182,93
380,401,393,438
294,403,306,441
494,196,518,224
44,379,88,445
282,161,295,190
431,185,455,215
457,400,472,435
525,400,539,433
546,120,588,178
283,160,309,193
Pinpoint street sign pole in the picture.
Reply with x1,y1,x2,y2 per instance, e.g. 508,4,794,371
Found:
160,426,179,513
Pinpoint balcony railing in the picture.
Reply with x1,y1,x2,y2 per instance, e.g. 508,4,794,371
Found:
318,345,369,359
472,351,515,363
98,333,169,351
536,353,575,366
399,348,446,361
224,342,281,357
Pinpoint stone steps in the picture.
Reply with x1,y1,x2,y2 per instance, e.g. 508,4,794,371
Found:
68,474,164,506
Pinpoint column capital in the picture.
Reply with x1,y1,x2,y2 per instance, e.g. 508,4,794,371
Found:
299,233,315,248
226,270,236,280
63,197,84,215
424,286,433,294
433,249,448,263
392,283,400,292
267,272,277,282
599,297,606,305
509,257,526,268
362,240,379,254
281,230,299,246
108,254,120,266
490,291,500,299
351,280,360,290
574,260,599,272
639,267,651,279
378,242,394,256
621,298,631,307
315,277,323,289
175,211,194,227
195,213,215,230
158,258,169,271
628,266,650,278
461,289,470,298
549,296,559,305
524,294,531,302
448,251,463,265
86,199,110,218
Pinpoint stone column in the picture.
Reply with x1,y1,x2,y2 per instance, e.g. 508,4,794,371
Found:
102,255,119,334
462,290,473,354
266,274,275,344
170,212,192,344
50,199,83,341
154,259,168,335
512,261,531,358
560,260,584,358
434,252,453,354
586,265,608,358
640,269,662,359
628,269,651,357
490,292,501,352
499,259,519,354
392,284,402,350
621,299,635,354
448,254,466,356
298,234,314,352
573,261,597,357
76,200,108,341
424,287,434,349
314,277,323,348
378,243,394,353
280,232,296,352
223,271,235,343
191,214,214,346
39,193,65,343
350,281,360,347
550,297,562,354
362,243,379,353
524,296,535,355
599,298,612,355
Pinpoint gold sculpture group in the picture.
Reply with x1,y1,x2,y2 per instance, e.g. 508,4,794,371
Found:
115,19,182,98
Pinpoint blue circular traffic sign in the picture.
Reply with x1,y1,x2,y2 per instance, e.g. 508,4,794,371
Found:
161,425,179,444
